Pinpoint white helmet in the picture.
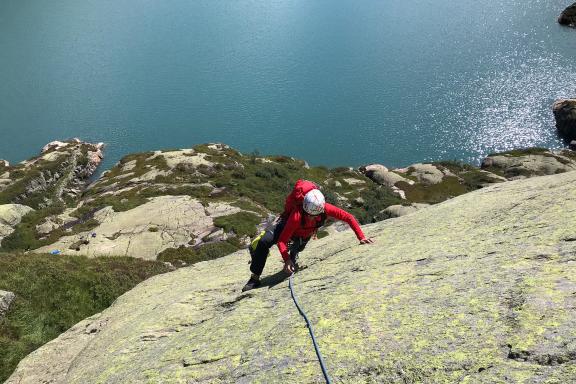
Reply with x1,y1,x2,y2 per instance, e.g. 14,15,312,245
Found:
303,189,325,215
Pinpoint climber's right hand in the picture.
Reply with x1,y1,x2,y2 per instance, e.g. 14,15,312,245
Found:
284,260,295,275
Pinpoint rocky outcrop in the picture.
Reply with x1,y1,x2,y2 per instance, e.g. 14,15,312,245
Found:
383,203,430,218
35,196,248,259
553,99,576,141
0,290,15,319
0,204,35,245
0,139,104,209
359,163,412,187
360,161,505,204
481,149,576,179
28,144,394,258
558,3,576,27
8,171,576,383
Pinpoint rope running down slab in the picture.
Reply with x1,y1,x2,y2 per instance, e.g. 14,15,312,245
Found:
289,273,332,384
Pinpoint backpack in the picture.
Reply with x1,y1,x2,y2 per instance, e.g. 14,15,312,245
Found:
281,179,319,218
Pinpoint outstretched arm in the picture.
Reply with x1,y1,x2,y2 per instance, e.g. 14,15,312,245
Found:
324,203,374,244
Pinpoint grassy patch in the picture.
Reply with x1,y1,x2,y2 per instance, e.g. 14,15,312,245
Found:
1,206,66,251
397,177,469,204
213,212,261,238
488,147,549,157
157,240,240,265
345,186,405,223
230,199,268,215
0,252,170,382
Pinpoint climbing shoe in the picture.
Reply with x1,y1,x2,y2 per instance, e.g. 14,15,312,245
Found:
242,276,261,292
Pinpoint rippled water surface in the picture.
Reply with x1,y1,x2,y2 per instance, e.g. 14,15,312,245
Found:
1,0,575,170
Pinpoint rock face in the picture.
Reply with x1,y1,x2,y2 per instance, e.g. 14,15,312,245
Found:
0,204,35,245
0,290,16,319
383,203,429,218
8,171,576,383
553,99,576,141
558,3,576,27
35,196,245,259
0,139,103,209
481,149,576,179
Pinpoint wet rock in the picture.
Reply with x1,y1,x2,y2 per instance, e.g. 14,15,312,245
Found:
570,140,576,151
553,99,576,141
0,290,16,319
558,3,576,27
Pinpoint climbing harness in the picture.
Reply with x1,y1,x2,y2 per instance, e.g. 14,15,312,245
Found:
289,273,332,384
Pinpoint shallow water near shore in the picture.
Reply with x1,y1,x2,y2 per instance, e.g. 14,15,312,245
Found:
0,0,575,171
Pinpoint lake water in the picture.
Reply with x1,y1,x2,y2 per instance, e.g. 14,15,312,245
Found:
1,0,575,171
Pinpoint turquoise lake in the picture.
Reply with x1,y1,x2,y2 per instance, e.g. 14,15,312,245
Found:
1,0,575,171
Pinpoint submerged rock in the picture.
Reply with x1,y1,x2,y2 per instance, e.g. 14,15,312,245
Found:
553,98,576,141
8,171,576,383
558,3,576,27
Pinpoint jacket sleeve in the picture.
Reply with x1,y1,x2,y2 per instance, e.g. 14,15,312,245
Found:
277,211,300,261
324,203,366,240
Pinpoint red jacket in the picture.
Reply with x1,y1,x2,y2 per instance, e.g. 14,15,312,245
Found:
277,203,366,261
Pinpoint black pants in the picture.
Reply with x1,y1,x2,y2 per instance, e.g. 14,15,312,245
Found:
250,219,310,276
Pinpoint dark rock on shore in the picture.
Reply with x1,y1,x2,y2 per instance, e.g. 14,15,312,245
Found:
558,2,576,27
553,99,576,141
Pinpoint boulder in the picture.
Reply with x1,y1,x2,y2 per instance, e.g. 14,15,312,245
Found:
0,204,35,243
558,3,576,27
7,171,576,383
553,99,576,141
404,163,447,185
359,164,411,187
0,290,16,319
383,203,430,218
481,151,576,179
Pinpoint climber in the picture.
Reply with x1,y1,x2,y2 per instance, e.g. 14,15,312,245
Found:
242,180,374,292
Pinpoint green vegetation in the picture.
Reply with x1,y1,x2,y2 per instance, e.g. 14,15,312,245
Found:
397,177,468,204
213,212,261,238
0,252,171,382
487,147,549,157
157,240,240,266
1,205,66,251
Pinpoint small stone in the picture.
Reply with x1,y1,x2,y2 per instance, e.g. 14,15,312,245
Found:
570,141,576,150
0,290,16,319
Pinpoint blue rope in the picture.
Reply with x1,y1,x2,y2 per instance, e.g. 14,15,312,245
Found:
289,273,333,384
